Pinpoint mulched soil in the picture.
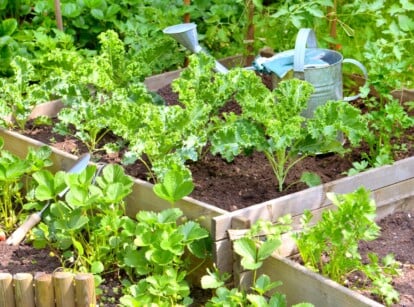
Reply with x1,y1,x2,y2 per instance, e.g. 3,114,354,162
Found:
2,78,414,305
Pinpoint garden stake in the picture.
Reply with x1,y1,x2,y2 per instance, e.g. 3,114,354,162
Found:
6,153,91,246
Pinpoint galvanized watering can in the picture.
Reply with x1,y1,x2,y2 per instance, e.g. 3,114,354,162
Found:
255,28,368,118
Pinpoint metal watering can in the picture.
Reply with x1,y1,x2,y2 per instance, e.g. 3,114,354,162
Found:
255,28,368,118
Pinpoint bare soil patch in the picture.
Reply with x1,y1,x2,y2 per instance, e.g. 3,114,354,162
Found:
357,210,414,306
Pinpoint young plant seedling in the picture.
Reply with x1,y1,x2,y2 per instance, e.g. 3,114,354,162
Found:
294,187,401,306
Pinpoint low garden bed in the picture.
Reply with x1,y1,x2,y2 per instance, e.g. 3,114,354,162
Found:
254,204,414,307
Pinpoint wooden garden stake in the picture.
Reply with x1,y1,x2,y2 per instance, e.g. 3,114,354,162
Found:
53,272,75,307
54,0,64,31
327,0,341,50
0,273,15,307
75,273,96,307
183,0,191,23
244,0,255,66
13,273,35,307
34,273,54,307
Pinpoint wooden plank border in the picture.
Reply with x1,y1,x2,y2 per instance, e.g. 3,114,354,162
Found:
213,156,414,242
260,195,414,307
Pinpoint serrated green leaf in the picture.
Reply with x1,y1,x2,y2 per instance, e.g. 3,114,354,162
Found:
234,237,261,270
91,261,104,274
61,3,81,18
179,221,209,241
0,19,17,36
105,4,120,18
305,6,325,18
68,213,89,230
153,169,194,204
158,208,182,223
91,8,104,20
300,172,321,187
258,239,281,261
398,14,414,31
247,294,268,305
401,0,414,10
201,274,224,289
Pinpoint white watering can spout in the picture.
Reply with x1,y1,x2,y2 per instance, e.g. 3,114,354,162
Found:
163,23,229,74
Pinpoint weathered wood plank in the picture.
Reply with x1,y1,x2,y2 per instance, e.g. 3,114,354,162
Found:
213,239,233,274
259,255,383,307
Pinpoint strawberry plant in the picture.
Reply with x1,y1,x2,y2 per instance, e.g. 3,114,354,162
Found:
153,166,194,207
0,137,52,232
201,217,313,307
31,163,134,275
119,208,211,306
294,187,401,306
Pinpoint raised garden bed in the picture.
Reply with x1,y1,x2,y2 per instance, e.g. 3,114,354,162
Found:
2,64,414,271
252,206,414,307
2,66,414,305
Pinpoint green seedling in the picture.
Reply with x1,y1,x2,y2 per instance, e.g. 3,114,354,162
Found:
294,187,401,306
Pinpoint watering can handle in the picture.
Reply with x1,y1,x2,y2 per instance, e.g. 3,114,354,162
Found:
342,58,368,102
293,28,318,79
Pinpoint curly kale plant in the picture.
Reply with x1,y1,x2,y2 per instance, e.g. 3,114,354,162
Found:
210,69,368,191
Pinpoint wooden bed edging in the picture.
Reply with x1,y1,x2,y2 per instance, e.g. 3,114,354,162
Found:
258,193,414,307
0,272,95,307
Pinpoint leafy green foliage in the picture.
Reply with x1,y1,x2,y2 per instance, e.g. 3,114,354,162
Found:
210,69,367,191
0,56,51,130
31,164,134,273
202,217,313,307
119,208,210,306
0,139,52,232
294,187,401,306
52,30,154,152
153,166,194,206
27,160,210,305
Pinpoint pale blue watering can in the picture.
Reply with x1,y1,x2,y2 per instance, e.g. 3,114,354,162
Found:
254,28,368,118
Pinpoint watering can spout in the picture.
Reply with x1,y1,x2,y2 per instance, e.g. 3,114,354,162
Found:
163,23,229,74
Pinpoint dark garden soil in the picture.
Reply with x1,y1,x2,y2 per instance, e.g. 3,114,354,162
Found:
3,79,414,305
357,210,414,306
